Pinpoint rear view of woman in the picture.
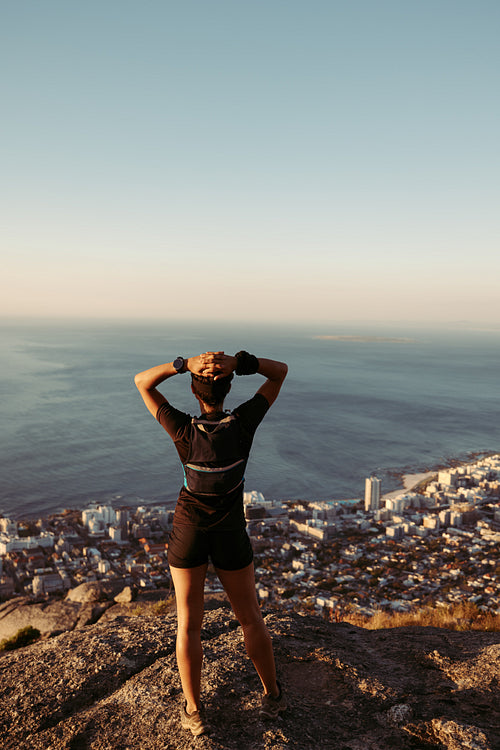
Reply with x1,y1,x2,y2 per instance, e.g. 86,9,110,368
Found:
134,349,288,736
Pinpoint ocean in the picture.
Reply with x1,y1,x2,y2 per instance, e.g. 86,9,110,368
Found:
1,319,499,519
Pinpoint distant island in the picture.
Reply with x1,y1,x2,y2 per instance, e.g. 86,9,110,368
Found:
313,335,415,343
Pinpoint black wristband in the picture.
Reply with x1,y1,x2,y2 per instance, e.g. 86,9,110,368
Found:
235,351,259,376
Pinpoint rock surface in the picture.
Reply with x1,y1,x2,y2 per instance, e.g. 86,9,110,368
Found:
0,608,499,750
66,582,128,605
0,584,137,641
0,597,84,640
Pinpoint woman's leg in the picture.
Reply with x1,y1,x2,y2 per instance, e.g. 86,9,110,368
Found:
215,562,279,697
170,563,208,713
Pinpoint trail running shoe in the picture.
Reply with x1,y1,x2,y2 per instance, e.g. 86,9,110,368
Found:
180,702,208,736
260,683,287,719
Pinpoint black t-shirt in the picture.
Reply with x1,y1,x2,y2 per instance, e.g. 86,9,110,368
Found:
156,393,269,529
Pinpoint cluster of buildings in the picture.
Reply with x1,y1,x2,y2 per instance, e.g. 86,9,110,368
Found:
247,454,500,616
0,505,174,599
1,454,499,618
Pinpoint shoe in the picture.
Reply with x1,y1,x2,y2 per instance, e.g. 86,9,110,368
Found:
180,702,208,736
260,682,287,719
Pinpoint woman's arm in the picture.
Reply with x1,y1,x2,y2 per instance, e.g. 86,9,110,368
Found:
134,354,217,417
134,362,177,417
254,357,288,406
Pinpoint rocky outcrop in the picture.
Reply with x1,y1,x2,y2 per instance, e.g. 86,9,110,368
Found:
0,583,138,641
0,597,84,640
66,581,129,605
0,608,498,750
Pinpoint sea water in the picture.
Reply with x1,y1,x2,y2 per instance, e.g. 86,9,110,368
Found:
0,319,499,518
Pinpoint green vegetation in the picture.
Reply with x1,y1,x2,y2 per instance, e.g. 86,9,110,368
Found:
0,626,41,652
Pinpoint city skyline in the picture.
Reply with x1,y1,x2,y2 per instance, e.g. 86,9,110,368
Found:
2,2,499,326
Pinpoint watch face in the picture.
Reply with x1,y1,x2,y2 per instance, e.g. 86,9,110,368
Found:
173,357,184,372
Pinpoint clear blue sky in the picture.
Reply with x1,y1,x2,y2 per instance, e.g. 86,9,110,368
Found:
2,1,499,325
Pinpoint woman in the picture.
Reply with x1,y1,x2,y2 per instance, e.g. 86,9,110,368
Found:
134,349,288,736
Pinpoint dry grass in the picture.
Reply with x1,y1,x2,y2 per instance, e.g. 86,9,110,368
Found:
130,597,176,617
342,601,500,632
128,595,500,632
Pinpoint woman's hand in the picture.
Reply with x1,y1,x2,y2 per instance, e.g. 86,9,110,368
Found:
186,353,213,377
211,352,237,379
187,352,236,379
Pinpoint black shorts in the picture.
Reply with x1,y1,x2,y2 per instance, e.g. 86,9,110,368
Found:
167,524,254,570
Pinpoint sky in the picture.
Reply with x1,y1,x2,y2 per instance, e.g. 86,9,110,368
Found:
2,1,499,326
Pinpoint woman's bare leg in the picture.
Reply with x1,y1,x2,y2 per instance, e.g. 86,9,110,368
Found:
170,563,208,713
215,562,279,696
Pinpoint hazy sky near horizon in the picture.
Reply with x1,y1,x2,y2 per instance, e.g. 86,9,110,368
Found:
2,1,499,326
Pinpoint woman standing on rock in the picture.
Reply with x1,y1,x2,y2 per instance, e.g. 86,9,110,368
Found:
135,350,288,736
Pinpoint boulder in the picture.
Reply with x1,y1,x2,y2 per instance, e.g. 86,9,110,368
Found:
113,585,136,604
66,580,125,604
0,599,81,640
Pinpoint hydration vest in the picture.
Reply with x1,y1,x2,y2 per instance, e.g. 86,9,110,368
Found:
183,414,246,497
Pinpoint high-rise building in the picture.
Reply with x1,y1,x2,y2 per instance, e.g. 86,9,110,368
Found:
364,476,381,512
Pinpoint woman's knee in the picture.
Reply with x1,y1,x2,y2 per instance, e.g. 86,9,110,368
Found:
234,600,265,629
240,614,270,640
176,613,204,635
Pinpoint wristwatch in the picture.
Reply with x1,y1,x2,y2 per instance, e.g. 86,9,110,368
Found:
173,356,187,374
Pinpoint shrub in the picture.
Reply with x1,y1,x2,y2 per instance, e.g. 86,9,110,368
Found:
0,626,41,652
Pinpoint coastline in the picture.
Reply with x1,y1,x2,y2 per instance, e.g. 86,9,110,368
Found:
2,450,498,522
382,470,437,500
381,449,499,502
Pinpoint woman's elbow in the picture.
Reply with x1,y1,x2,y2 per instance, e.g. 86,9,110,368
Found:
134,372,146,390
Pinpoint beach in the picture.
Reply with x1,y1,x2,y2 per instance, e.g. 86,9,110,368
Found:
382,470,437,500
